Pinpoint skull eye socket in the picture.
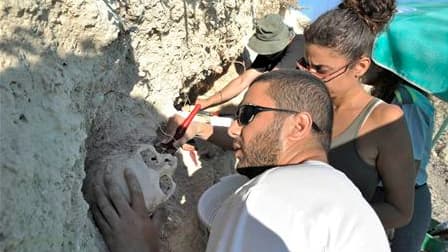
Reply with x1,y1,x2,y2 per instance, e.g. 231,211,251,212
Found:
141,149,158,167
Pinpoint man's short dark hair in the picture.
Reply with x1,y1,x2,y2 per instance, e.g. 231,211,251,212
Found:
250,70,333,151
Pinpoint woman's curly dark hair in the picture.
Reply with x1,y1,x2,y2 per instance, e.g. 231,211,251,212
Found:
304,0,396,62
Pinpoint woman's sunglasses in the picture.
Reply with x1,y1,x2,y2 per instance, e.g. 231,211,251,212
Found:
296,57,350,83
235,104,321,132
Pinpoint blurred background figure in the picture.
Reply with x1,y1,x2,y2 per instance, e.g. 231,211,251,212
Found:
365,2,448,251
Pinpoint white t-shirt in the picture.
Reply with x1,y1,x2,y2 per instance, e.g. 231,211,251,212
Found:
206,161,390,252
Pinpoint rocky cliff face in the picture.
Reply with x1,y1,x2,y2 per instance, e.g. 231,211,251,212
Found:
0,0,286,251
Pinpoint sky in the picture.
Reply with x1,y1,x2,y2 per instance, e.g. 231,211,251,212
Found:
298,0,448,20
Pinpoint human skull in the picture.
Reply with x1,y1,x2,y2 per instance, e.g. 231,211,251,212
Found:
86,144,177,213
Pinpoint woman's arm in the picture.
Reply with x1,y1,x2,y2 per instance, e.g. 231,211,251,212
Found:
369,105,416,229
195,69,263,109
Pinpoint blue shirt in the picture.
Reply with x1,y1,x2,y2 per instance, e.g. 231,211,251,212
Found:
393,84,434,185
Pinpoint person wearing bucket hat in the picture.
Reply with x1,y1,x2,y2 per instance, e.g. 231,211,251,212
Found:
93,70,390,252
195,14,305,110
247,14,292,55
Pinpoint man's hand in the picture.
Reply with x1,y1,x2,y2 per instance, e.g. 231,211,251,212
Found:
159,114,213,150
92,169,160,252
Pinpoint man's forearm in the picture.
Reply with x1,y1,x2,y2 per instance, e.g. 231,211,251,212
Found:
202,69,262,109
207,126,233,150
196,122,233,150
218,76,248,103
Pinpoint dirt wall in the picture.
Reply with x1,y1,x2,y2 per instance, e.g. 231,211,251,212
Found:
0,0,286,251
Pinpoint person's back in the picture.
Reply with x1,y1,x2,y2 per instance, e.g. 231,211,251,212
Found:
207,161,390,252
392,84,434,184
367,68,435,252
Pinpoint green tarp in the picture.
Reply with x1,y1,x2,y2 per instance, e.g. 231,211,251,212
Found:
373,2,448,102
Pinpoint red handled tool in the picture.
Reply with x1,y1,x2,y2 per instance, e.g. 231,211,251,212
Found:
156,104,202,154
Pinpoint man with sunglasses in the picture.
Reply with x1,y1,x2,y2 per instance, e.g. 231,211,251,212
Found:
93,70,390,252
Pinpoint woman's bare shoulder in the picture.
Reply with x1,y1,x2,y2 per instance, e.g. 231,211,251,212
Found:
369,102,404,127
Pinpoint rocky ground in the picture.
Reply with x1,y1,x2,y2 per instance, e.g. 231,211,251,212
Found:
428,98,448,222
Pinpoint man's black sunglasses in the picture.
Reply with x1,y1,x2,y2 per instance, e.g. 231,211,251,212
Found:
235,104,322,132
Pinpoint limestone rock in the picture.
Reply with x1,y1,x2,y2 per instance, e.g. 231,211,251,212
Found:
0,0,287,251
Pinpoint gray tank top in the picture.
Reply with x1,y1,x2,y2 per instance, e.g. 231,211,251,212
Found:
329,98,382,201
